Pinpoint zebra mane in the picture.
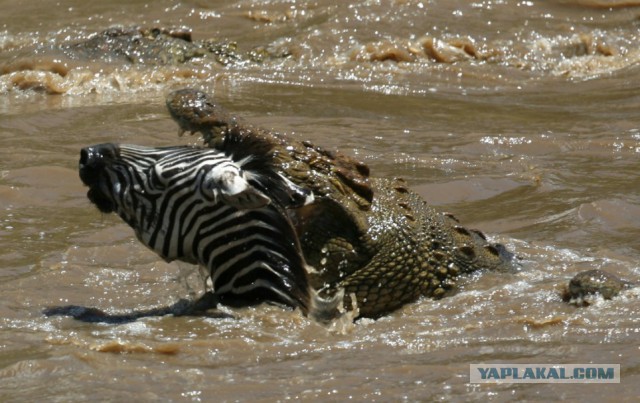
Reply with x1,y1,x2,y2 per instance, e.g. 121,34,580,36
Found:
217,124,278,170
220,130,314,210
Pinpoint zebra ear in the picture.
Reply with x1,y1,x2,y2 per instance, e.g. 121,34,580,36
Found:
273,173,315,208
203,166,271,210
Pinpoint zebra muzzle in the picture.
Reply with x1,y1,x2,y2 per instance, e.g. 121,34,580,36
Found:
79,143,120,213
79,143,119,186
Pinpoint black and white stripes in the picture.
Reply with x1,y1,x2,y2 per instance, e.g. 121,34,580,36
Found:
80,143,315,313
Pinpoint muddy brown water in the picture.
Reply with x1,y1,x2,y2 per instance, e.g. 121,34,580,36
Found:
1,0,640,401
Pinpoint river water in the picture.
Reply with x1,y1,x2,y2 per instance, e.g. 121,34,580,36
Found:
1,0,639,401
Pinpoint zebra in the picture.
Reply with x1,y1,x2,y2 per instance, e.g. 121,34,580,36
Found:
79,142,339,320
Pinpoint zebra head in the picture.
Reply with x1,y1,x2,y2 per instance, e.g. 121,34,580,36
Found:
78,143,327,315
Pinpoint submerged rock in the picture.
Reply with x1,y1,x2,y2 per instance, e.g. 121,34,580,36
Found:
563,269,634,306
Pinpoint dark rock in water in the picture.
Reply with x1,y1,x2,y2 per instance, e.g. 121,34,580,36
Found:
563,269,634,306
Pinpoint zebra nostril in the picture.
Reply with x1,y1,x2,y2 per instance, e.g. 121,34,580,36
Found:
79,143,119,186
79,147,92,166
79,143,119,168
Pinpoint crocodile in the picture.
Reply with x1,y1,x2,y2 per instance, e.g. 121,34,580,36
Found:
56,26,266,67
166,88,514,318
1,26,272,79
59,26,208,66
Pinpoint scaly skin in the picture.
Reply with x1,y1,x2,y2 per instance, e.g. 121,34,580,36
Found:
1,26,262,76
61,27,207,65
166,88,513,318
307,176,512,317
166,88,374,211
58,26,269,67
